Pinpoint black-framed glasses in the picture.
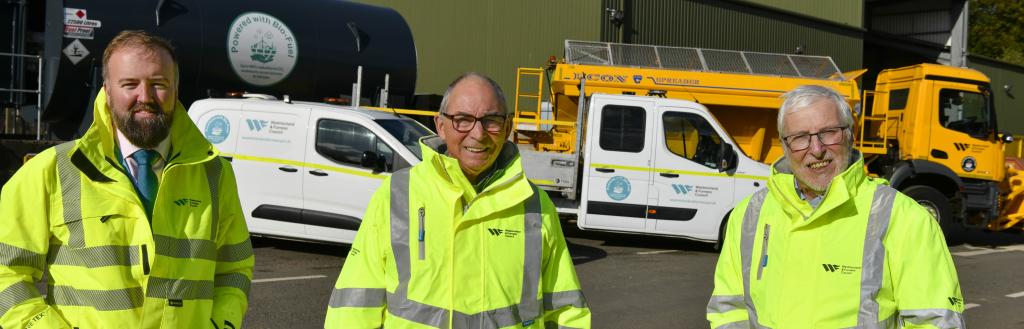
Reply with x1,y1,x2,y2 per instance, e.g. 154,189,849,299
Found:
440,112,508,133
782,126,848,151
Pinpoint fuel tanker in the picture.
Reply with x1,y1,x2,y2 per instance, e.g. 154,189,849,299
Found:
0,0,418,183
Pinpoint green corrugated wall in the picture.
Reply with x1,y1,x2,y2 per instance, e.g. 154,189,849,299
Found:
970,55,1024,135
353,0,602,98
738,0,863,28
600,0,864,71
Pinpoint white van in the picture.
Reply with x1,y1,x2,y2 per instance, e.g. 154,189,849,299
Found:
188,96,433,244
521,94,771,245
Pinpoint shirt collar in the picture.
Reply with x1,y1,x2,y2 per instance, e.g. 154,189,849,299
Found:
116,128,170,162
794,178,824,209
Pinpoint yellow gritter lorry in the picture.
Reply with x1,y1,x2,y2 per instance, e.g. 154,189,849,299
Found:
511,40,1024,244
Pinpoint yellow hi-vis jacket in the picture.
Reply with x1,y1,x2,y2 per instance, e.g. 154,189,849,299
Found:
0,90,254,328
325,136,591,328
708,151,965,329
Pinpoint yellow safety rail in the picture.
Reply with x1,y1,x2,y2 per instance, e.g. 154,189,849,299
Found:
514,68,545,130
364,106,438,117
1005,135,1024,160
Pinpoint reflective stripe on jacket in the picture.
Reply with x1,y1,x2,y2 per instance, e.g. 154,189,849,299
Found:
325,136,591,328
708,151,965,329
0,90,254,328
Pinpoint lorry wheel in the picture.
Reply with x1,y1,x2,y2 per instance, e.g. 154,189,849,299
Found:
901,185,963,244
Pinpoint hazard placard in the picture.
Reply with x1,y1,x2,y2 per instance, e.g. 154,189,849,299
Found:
63,39,90,65
64,8,102,28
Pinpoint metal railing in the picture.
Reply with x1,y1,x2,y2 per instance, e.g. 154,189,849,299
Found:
564,40,844,80
1,51,43,140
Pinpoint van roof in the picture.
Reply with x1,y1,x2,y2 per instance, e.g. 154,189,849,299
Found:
192,98,418,121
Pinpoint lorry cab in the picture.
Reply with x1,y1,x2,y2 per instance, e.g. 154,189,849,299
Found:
578,94,770,242
188,96,433,244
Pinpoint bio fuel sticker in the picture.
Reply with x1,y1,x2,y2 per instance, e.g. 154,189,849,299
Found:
606,176,631,201
227,12,298,86
204,115,231,144
64,26,94,40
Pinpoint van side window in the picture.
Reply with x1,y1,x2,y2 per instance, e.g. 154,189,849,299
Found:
316,119,397,171
938,89,990,138
599,105,646,153
663,112,723,169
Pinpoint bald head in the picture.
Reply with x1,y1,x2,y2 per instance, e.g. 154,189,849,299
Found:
434,72,511,182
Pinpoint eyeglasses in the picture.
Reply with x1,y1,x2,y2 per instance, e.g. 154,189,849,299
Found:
782,126,848,151
440,112,508,134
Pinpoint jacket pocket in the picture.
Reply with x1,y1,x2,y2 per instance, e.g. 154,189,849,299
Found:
53,213,136,248
757,224,770,280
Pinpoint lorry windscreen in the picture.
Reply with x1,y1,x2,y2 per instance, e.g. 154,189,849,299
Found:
376,119,434,160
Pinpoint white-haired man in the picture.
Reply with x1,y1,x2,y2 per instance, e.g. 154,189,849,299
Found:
707,85,965,328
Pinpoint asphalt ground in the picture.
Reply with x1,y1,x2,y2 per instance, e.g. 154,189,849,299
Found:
240,220,1024,328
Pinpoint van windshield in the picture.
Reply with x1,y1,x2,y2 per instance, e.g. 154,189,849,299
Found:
375,119,434,160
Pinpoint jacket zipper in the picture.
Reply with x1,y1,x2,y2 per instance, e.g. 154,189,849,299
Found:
757,224,770,280
418,207,425,260
141,244,151,275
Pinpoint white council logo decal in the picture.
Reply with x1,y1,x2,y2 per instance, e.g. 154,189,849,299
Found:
227,12,297,86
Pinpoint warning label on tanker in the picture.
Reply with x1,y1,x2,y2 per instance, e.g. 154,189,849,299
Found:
64,8,102,28
227,12,298,87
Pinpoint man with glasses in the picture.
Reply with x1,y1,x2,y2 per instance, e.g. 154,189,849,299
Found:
325,72,590,328
707,85,965,328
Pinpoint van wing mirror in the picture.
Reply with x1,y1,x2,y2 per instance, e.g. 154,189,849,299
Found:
361,151,388,173
719,144,739,173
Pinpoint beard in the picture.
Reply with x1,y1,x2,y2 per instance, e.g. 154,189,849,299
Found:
791,145,851,194
111,102,173,149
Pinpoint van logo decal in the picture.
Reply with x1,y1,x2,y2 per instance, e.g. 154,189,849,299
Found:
633,74,642,84
672,184,693,195
246,119,268,132
204,115,231,144
227,12,298,87
606,176,631,201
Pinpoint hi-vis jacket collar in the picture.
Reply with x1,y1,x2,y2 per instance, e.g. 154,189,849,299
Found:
767,150,872,225
419,135,532,218
74,88,218,182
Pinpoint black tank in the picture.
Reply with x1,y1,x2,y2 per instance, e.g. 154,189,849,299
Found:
36,0,417,138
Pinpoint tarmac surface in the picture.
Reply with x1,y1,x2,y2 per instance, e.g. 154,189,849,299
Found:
243,220,1024,328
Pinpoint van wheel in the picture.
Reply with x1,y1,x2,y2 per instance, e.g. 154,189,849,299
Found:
714,213,729,252
902,185,963,244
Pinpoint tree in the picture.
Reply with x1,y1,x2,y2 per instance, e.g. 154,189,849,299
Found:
969,0,1024,65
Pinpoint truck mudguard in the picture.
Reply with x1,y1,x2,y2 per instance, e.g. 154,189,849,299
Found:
889,159,964,192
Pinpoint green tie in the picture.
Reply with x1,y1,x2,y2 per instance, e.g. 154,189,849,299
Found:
131,149,160,218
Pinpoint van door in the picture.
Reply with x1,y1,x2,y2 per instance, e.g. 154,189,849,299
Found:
580,96,655,233
301,112,392,243
234,102,309,237
648,106,736,241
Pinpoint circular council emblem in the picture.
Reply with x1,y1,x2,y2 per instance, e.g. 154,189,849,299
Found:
961,156,976,172
606,176,631,201
204,115,231,144
227,12,298,86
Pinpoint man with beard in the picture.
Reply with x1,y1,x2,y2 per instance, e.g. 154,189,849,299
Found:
0,30,253,328
324,73,590,328
707,85,965,328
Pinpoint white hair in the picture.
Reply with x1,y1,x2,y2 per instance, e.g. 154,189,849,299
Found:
777,85,854,139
